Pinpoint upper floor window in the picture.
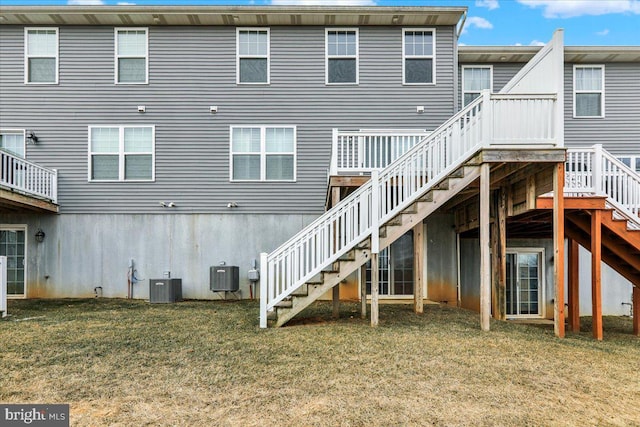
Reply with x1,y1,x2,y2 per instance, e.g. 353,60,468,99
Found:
326,29,358,85
462,66,492,106
89,126,154,181
24,28,58,84
0,130,25,158
403,29,435,85
237,28,270,84
115,28,148,84
574,65,604,118
230,126,296,182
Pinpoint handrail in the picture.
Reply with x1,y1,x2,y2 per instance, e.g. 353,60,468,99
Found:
566,145,640,227
260,91,559,327
0,150,58,203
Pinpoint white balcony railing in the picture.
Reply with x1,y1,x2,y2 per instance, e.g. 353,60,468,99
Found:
330,93,558,175
566,145,640,226
0,150,58,204
261,91,561,327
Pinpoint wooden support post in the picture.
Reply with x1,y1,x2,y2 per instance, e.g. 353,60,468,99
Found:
413,222,424,314
331,187,341,319
553,162,565,338
497,186,507,321
568,238,580,333
633,286,640,337
360,265,367,319
371,253,379,327
491,192,499,319
480,163,491,331
591,209,603,341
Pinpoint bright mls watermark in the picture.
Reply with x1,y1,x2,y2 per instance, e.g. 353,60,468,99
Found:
1,405,69,426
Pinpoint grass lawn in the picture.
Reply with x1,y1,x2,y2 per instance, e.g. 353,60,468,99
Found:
1,299,639,426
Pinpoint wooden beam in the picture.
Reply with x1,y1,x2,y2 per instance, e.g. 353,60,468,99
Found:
371,253,379,327
413,221,424,314
328,175,370,188
568,238,580,333
633,286,639,337
536,196,607,210
526,175,536,210
480,163,491,331
0,188,58,213
553,162,565,338
360,265,367,319
498,186,507,321
476,148,567,164
491,195,499,320
591,209,603,341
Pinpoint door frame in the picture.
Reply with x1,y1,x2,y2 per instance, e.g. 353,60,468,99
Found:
505,247,545,319
0,224,28,299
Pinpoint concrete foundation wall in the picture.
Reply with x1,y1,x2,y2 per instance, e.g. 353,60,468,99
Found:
426,214,458,305
1,213,317,300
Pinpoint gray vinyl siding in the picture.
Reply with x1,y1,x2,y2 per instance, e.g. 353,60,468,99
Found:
460,61,640,155
0,24,456,214
564,62,640,155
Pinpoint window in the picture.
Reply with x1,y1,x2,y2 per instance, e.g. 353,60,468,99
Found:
619,155,640,173
462,66,492,106
237,28,270,84
230,126,296,181
0,130,25,158
24,28,58,84
115,28,148,84
326,29,358,85
574,65,604,118
403,29,435,85
89,126,154,181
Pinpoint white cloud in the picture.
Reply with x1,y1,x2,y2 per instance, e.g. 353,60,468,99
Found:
270,0,376,5
464,16,494,33
476,0,499,10
514,43,523,46
458,42,467,46
596,29,610,36
67,0,104,4
517,0,640,18
529,40,546,46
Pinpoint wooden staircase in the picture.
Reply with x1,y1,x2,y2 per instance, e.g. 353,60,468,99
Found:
272,165,482,327
565,208,640,287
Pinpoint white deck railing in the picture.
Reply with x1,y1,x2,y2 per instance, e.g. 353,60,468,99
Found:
0,150,58,203
330,93,558,175
260,91,559,327
566,145,640,226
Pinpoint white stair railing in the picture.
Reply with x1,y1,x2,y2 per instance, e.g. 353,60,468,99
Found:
260,91,558,327
566,145,640,227
0,150,58,203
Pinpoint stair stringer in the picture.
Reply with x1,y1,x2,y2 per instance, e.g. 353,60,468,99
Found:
273,164,483,327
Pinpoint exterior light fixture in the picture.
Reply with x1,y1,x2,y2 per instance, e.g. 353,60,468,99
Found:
26,131,38,144
35,228,45,243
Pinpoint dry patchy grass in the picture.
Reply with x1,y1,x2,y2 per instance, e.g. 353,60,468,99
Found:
1,299,639,426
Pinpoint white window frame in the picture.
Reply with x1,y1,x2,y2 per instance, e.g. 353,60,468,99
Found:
114,27,149,85
402,28,436,86
229,125,297,182
88,125,155,182
573,64,605,119
325,28,359,86
461,65,493,107
24,27,59,85
0,224,28,300
505,247,546,320
618,155,640,173
236,27,271,85
0,129,26,158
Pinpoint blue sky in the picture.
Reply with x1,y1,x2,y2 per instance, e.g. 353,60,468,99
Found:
2,0,640,46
